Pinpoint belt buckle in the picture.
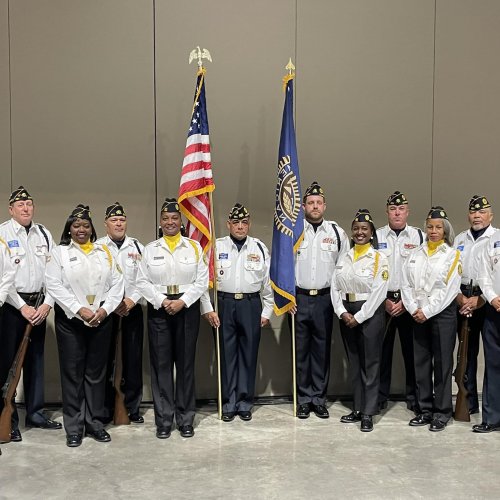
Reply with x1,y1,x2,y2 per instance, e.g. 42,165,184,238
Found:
167,285,179,295
309,289,318,296
348,293,356,302
234,293,244,300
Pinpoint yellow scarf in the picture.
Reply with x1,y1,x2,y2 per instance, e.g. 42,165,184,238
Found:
163,233,181,252
427,239,444,256
78,241,94,254
353,242,371,262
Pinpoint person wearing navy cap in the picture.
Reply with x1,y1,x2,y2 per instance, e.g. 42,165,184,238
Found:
331,209,389,432
136,198,208,439
401,207,461,431
454,195,495,415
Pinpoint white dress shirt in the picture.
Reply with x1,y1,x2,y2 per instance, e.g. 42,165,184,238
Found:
45,241,124,321
401,243,461,319
200,235,274,319
295,219,349,289
96,235,145,305
376,224,423,292
0,218,55,308
136,236,208,310
0,238,16,306
331,246,389,324
454,225,496,287
478,230,500,304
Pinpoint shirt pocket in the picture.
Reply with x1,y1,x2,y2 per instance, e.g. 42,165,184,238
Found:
296,241,309,261
10,246,26,268
216,259,231,281
320,242,336,263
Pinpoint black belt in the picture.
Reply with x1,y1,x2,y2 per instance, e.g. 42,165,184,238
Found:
18,292,44,305
387,290,401,301
217,291,260,300
296,287,330,297
460,284,482,297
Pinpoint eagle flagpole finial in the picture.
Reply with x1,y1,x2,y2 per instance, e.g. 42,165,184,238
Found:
189,46,212,70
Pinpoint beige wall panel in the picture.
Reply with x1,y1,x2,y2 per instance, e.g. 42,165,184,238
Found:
0,0,11,201
155,0,296,398
433,0,500,233
9,0,156,400
297,0,436,395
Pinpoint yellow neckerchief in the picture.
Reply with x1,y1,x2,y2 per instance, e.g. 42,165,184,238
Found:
353,242,371,262
163,233,181,252
427,239,444,257
78,241,94,254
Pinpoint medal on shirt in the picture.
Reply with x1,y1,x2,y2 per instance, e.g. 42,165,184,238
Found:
86,295,96,306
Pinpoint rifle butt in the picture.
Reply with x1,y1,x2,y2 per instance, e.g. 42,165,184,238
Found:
0,404,13,443
113,393,130,426
454,391,471,422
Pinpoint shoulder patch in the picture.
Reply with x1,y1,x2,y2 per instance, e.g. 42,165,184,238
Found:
382,269,389,281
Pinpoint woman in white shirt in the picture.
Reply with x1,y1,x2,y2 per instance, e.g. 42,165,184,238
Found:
331,209,389,432
401,207,461,432
45,205,124,448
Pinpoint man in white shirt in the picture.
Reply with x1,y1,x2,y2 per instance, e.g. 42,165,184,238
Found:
201,203,273,422
96,202,145,424
0,186,61,442
376,191,423,412
293,182,349,419
455,195,495,415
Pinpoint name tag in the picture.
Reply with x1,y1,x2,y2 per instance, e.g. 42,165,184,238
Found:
70,256,78,262
219,253,228,260
8,240,19,248
378,242,387,249
457,245,464,251
153,256,164,260
494,241,500,248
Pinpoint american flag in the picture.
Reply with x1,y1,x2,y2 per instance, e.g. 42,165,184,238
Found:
178,68,215,284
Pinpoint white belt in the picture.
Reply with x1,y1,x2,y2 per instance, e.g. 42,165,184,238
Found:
155,284,190,295
343,292,370,302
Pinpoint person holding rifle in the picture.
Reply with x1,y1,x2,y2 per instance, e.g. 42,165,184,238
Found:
454,195,495,415
201,203,273,422
97,202,145,425
401,207,461,432
45,205,124,447
136,198,208,439
0,186,61,443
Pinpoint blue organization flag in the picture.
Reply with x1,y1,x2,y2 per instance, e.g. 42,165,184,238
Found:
270,74,304,315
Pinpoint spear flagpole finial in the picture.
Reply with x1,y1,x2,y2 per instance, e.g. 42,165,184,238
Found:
285,58,295,75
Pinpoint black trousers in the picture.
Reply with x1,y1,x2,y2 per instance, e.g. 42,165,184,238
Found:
457,305,486,412
379,310,417,409
0,303,47,429
339,301,385,416
218,294,262,413
481,304,500,426
292,293,333,406
102,304,144,420
148,300,200,429
54,304,112,436
413,301,457,424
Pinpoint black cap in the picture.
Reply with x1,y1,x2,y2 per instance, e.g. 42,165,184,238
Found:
70,204,92,220
228,203,250,220
303,181,324,201
105,202,126,219
468,195,491,212
9,186,32,204
427,206,448,220
353,208,374,224
386,191,408,206
161,198,180,213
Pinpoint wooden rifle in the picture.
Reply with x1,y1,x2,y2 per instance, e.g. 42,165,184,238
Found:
0,290,44,443
113,317,130,425
454,280,473,422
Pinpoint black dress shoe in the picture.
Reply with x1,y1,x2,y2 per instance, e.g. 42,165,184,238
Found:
86,429,111,442
129,414,144,424
26,418,62,430
238,411,252,421
472,423,500,433
429,419,446,432
409,414,432,427
10,429,22,442
312,405,329,419
340,411,362,423
179,425,194,438
222,412,236,422
469,408,480,415
156,427,171,439
66,434,83,447
360,415,373,432
296,404,311,419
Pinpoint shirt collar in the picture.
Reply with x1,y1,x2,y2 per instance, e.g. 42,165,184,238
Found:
387,224,409,237
11,218,34,234
159,234,188,252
